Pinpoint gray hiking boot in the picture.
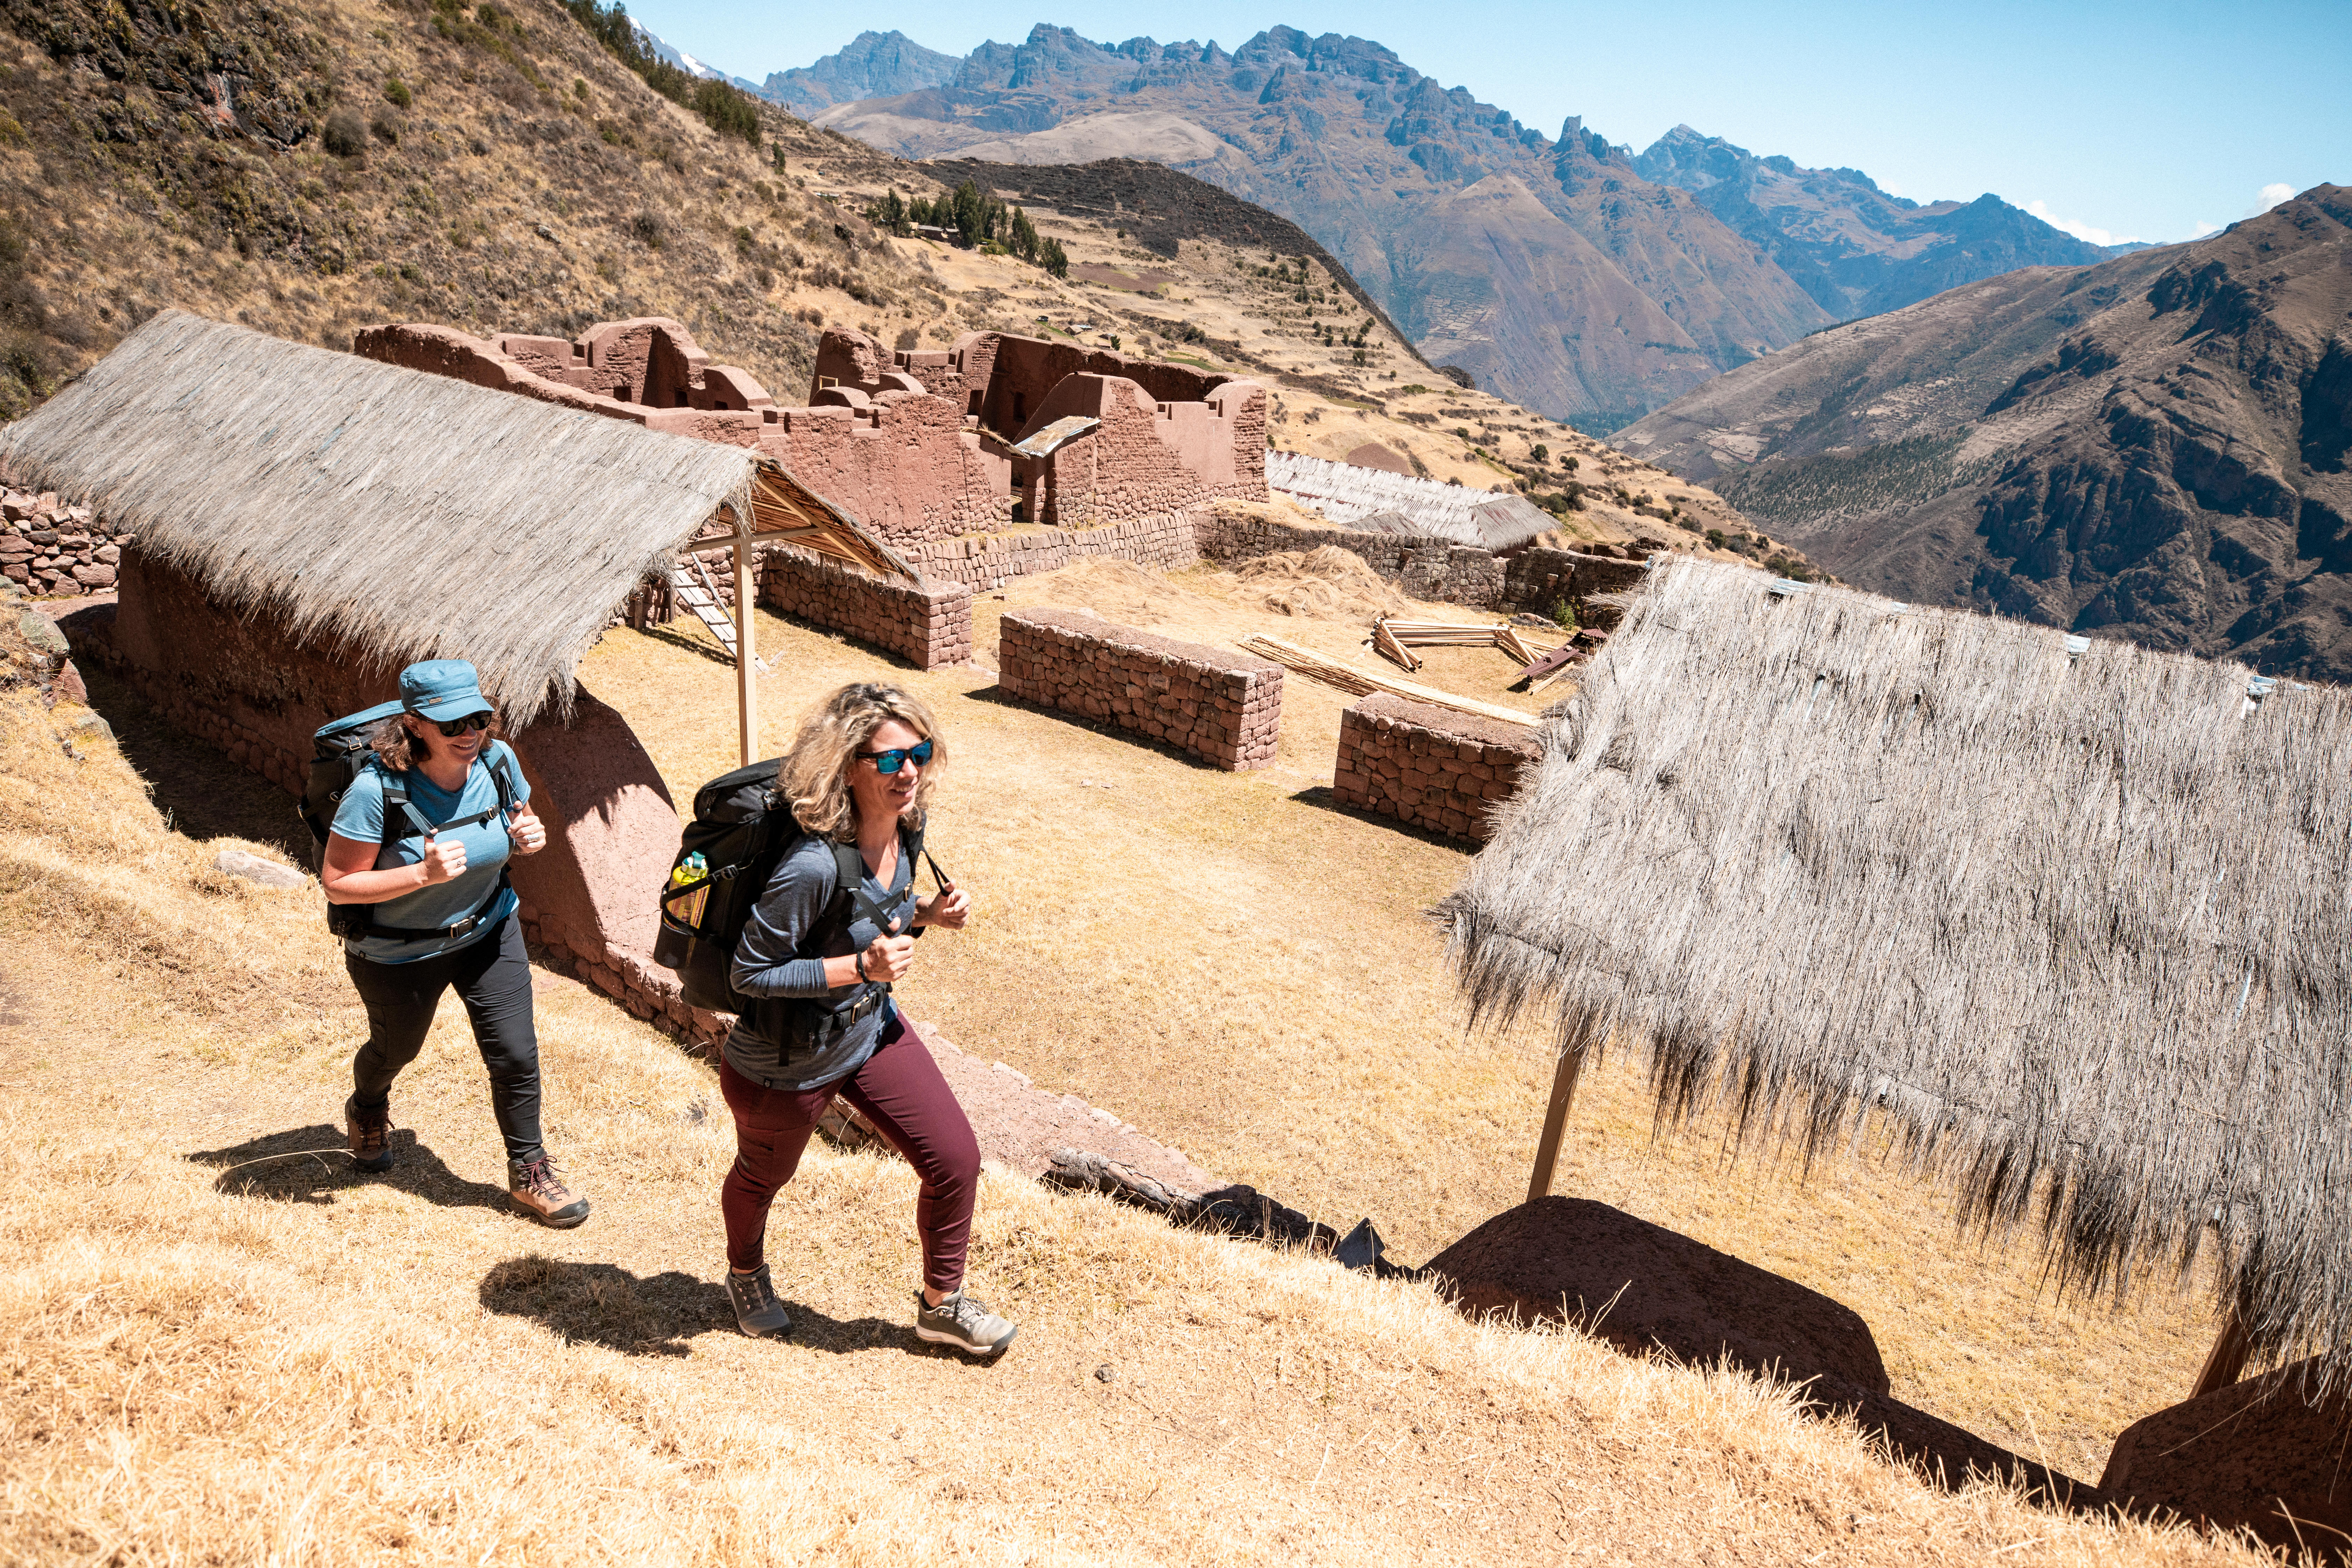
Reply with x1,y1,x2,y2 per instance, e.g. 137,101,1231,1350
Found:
507,1155,590,1228
915,1289,1018,1356
345,1095,393,1172
726,1265,794,1338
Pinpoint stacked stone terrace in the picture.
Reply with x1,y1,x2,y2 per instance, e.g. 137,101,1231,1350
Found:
0,488,130,597
1335,694,1544,844
999,608,1282,771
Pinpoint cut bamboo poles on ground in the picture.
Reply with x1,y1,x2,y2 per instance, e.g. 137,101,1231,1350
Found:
1369,617,1559,674
1237,635,1538,728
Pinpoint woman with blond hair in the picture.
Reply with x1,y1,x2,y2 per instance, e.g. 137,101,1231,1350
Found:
718,681,1012,1356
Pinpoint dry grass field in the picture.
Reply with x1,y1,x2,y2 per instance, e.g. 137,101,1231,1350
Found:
577,552,2233,1488
0,594,2271,1564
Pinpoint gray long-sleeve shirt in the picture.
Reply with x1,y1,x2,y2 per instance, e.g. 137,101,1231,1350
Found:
722,832,918,1090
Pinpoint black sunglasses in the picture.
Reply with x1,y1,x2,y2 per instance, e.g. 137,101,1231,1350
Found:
434,712,493,737
855,738,933,774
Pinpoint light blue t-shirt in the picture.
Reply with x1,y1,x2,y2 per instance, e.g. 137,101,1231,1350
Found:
330,740,530,965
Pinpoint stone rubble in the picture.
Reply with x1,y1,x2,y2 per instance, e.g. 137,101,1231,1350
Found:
0,489,133,598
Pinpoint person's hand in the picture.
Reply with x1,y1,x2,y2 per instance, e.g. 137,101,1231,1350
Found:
860,931,915,982
918,885,971,930
508,803,547,856
419,831,468,884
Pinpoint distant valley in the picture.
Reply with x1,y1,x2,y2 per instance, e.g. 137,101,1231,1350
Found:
1618,187,2352,680
738,25,2129,430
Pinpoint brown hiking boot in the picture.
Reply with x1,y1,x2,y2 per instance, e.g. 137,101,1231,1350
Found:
508,1155,590,1228
345,1095,393,1172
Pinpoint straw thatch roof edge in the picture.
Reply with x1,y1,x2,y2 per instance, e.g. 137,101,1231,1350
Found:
0,310,765,726
1441,558,2352,1385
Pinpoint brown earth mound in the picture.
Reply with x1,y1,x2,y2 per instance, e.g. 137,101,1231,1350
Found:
1215,547,1414,620
1425,1196,1890,1395
2102,1355,2352,1557
1345,441,1413,475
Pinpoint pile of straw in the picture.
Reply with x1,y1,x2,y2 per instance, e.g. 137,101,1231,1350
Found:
0,310,763,726
1442,558,2352,1384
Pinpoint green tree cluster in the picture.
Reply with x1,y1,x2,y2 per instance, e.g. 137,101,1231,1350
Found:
561,0,761,145
867,182,1067,277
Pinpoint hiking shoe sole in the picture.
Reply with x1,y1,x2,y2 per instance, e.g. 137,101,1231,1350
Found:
914,1289,1018,1356
727,1264,795,1338
344,1096,393,1172
516,1196,591,1228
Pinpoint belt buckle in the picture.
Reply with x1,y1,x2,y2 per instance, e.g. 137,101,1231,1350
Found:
446,913,480,940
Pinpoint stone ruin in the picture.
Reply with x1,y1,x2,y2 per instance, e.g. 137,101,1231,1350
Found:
355,316,1271,552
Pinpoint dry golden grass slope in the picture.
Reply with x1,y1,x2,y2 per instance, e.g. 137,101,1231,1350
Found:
2,579,2272,1560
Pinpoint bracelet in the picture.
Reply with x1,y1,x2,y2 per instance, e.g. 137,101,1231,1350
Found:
855,951,868,982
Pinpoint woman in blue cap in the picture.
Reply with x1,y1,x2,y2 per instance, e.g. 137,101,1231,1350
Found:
318,658,588,1228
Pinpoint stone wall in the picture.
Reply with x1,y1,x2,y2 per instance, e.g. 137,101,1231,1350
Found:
1503,548,1652,625
1195,511,1505,606
757,546,973,669
1197,510,1659,618
0,488,133,597
1334,693,1542,844
903,511,1200,589
998,608,1282,770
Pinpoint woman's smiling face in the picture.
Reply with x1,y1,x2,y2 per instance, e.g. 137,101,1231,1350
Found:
407,713,488,769
850,717,926,824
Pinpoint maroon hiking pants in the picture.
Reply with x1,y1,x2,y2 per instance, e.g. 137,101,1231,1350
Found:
718,1010,981,1293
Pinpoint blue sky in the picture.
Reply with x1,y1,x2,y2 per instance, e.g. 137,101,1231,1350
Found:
625,0,2350,245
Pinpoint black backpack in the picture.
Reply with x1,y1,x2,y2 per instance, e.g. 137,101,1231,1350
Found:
653,756,943,1018
301,702,518,940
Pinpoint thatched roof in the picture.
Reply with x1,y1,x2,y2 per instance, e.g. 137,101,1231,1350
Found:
1442,558,2352,1384
1267,451,1553,551
0,311,769,725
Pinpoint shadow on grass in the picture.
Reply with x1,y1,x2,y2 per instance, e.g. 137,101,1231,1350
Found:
1284,784,1477,850
627,615,929,676
188,1122,510,1213
636,623,735,667
956,685,1231,773
476,1256,987,1361
70,652,308,862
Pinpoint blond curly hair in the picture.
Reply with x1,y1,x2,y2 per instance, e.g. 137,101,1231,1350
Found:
781,682,945,842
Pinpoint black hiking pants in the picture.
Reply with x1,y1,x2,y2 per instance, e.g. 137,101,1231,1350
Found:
344,913,545,1165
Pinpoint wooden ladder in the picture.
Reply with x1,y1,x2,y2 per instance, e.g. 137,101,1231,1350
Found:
667,559,739,662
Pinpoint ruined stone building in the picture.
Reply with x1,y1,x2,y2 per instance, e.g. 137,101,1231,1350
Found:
354,316,1269,548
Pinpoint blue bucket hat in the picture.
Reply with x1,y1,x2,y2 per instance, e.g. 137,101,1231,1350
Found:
399,658,493,722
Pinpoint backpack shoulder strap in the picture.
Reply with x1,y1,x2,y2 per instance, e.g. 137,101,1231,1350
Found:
373,764,437,848
486,744,518,813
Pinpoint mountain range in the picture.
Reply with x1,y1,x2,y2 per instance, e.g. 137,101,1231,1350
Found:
722,24,2127,430
1616,187,2352,679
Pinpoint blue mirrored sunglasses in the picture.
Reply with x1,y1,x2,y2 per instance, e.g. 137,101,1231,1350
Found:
855,738,934,774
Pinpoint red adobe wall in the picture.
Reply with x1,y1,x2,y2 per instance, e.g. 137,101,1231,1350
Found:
65,549,729,1051
998,607,1282,770
819,329,1232,430
1334,694,1542,844
1024,373,1266,527
811,327,1266,528
356,318,775,422
753,395,1009,542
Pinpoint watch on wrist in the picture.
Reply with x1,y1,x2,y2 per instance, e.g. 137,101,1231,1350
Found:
855,951,868,982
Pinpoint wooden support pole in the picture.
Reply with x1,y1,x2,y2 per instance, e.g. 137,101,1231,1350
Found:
2189,1305,2254,1400
733,523,757,768
1526,1044,1588,1204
